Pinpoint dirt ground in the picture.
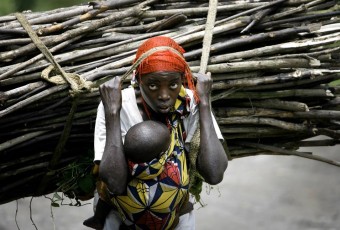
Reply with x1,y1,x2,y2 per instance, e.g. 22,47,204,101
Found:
1,144,339,230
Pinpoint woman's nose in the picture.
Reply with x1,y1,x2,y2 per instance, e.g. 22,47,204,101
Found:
158,89,170,101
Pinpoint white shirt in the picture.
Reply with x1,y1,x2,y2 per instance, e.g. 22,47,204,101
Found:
94,86,223,162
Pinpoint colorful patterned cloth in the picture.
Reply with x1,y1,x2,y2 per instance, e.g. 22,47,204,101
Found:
111,86,190,230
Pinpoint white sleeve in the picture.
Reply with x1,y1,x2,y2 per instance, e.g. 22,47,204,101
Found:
183,90,223,144
94,87,143,162
94,102,106,162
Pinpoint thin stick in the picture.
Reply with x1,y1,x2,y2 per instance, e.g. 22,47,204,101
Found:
37,0,141,35
1,6,91,29
15,200,21,230
0,130,50,152
29,197,38,230
212,88,334,101
0,36,83,80
215,0,287,25
209,32,340,63
141,3,265,18
234,141,340,167
216,116,313,132
0,0,156,62
0,85,68,119
267,0,328,20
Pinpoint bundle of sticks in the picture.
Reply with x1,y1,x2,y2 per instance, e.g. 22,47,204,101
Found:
0,0,339,204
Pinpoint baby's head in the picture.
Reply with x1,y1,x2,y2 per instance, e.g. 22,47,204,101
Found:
124,120,171,163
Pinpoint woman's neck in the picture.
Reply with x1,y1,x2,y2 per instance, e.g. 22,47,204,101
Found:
134,87,167,123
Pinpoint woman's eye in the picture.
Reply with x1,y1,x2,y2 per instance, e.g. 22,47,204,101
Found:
149,84,158,90
170,83,178,89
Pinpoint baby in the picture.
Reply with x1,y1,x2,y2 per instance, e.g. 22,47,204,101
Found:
84,120,171,229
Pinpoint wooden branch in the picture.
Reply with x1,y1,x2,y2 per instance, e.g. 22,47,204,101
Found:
140,3,265,18
0,85,68,119
0,36,83,80
0,0,156,62
216,116,313,132
1,6,91,29
210,32,339,63
211,69,323,89
233,140,340,167
212,88,334,101
193,58,317,74
0,130,50,152
267,0,330,20
226,99,309,112
184,26,311,60
37,0,142,35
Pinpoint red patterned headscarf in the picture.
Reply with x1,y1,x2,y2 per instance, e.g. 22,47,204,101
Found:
133,36,198,101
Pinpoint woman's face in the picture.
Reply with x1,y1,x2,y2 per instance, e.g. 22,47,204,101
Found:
139,71,182,114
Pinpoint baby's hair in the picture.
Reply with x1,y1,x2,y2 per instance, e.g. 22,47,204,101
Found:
124,120,171,163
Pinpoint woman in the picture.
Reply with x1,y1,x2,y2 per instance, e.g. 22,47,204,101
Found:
93,36,228,229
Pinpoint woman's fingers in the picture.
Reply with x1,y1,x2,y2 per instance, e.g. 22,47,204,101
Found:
99,76,122,114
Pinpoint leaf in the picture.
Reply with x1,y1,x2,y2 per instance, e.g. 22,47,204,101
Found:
77,174,96,194
51,202,60,207
53,193,62,200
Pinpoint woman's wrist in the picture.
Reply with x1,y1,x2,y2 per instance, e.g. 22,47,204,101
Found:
198,99,210,109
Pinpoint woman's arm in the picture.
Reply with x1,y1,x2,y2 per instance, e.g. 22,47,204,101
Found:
98,76,128,195
195,72,228,185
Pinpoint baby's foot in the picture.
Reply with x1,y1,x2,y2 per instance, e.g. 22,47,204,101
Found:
83,216,104,230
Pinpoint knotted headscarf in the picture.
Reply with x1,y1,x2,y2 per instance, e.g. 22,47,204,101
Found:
133,36,198,101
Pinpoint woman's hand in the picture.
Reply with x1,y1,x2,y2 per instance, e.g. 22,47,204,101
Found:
193,72,212,105
99,76,122,116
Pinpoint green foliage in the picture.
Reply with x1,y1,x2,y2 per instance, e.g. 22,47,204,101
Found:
55,150,96,201
329,79,340,87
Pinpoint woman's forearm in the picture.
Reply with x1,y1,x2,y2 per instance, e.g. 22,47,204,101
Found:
99,112,128,195
197,102,228,185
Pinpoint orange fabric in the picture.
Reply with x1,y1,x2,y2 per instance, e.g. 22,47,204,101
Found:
134,36,198,101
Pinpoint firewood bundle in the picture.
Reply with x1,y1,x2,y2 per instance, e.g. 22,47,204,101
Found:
0,0,339,204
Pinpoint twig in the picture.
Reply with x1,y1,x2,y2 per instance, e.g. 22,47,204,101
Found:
0,36,83,80
234,140,340,167
15,200,21,230
37,0,142,35
0,85,68,119
212,88,334,101
29,197,38,230
215,0,287,25
0,0,156,62
210,32,339,63
141,3,265,18
0,130,50,152
216,116,313,132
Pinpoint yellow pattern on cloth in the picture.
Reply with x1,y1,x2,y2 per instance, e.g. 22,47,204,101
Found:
111,86,190,230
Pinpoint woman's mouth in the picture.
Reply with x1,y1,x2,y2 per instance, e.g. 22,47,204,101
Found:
158,105,171,113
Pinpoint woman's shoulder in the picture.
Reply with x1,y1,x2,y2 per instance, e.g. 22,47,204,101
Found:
120,87,143,128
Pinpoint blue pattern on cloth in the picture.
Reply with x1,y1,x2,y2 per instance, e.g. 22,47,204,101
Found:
111,86,191,230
